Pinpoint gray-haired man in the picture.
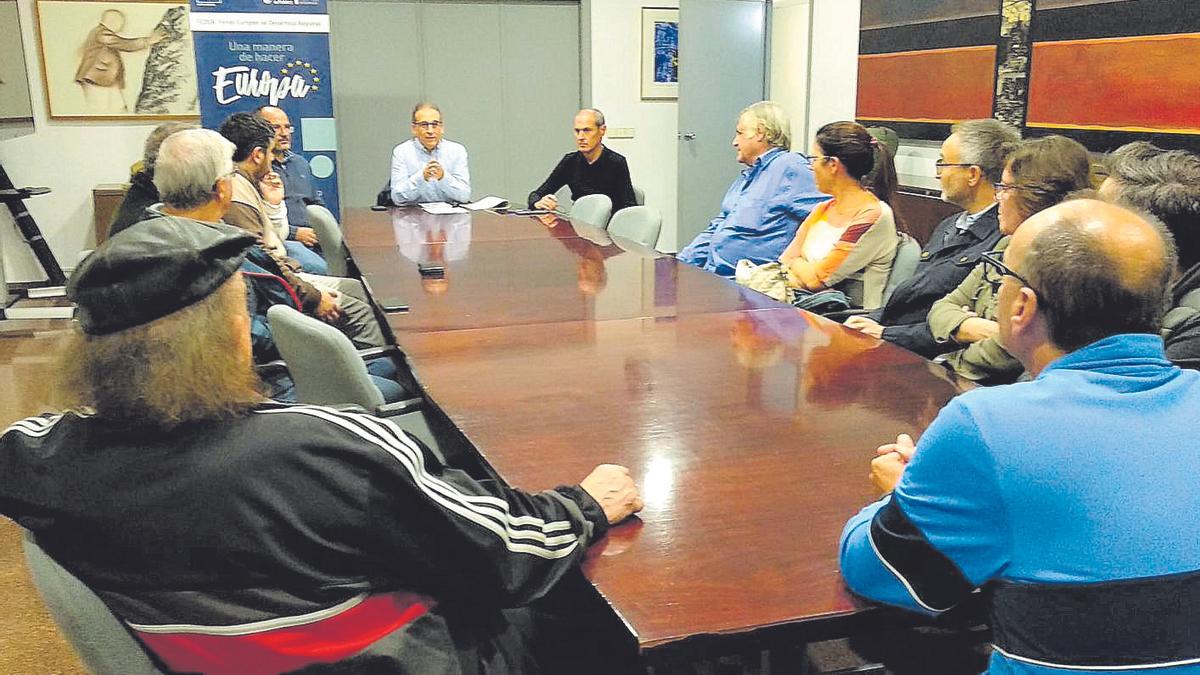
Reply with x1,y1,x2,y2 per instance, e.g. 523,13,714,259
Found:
845,119,1020,356
676,100,825,279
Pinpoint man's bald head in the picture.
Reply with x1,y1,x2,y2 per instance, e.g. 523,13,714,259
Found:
1012,199,1176,351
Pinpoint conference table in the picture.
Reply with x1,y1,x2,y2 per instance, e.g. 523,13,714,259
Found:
343,206,970,664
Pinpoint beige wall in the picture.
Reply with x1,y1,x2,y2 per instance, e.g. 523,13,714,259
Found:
582,0,679,252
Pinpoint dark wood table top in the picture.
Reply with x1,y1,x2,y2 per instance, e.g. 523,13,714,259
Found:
345,209,968,655
342,206,604,248
394,309,964,650
354,235,780,334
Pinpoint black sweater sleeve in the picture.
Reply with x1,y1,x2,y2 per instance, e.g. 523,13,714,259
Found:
529,154,573,208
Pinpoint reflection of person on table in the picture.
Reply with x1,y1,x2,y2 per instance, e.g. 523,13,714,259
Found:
75,9,165,113
393,211,471,265
551,229,625,296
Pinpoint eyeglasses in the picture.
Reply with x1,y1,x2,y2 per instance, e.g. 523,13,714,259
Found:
935,161,975,176
992,181,1021,194
269,124,294,133
799,153,835,166
211,170,238,191
979,250,1045,303
412,121,443,130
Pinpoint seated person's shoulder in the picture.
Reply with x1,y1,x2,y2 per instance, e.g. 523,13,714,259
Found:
246,404,413,458
604,147,629,163
854,201,884,222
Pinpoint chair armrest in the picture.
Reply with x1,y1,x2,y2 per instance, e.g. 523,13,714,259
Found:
824,308,870,322
355,345,401,361
255,360,289,376
332,404,371,414
375,397,425,417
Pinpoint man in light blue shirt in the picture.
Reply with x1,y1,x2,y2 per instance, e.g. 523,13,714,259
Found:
677,101,825,279
389,102,471,204
840,200,1200,674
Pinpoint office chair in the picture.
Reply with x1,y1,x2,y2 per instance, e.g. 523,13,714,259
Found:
824,233,921,322
306,205,350,277
266,305,445,454
607,206,662,250
880,232,921,306
22,531,166,675
568,194,612,229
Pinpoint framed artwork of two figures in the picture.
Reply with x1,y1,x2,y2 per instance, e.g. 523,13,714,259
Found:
34,0,200,120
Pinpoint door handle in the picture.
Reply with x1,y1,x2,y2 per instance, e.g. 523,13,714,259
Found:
678,132,696,141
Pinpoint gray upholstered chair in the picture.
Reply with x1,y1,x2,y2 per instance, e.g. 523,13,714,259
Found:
607,206,662,250
633,185,645,206
880,233,921,306
265,305,443,453
568,194,612,229
22,531,165,675
306,205,350,277
267,305,415,412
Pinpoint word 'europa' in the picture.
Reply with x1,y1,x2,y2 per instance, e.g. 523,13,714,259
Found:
212,66,311,105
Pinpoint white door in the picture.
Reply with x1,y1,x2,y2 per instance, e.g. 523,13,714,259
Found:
676,0,769,249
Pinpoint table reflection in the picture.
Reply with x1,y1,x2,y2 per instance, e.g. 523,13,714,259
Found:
392,210,472,264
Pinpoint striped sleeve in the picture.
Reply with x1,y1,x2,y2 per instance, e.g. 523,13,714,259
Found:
258,406,606,607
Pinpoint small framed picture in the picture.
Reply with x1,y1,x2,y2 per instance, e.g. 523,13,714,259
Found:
34,0,200,120
1,1,35,121
641,7,678,100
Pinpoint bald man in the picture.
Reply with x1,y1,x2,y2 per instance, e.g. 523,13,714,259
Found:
528,108,637,213
839,200,1200,674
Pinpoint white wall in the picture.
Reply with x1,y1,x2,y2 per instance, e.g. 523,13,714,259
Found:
0,0,162,283
582,0,679,252
769,0,941,187
768,0,812,151
330,1,581,209
804,0,860,143
767,0,861,149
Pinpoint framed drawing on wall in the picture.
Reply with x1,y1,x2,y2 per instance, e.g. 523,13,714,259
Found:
0,0,36,121
641,7,678,100
34,0,199,120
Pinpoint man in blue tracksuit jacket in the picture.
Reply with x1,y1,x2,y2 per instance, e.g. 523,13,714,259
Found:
840,199,1200,674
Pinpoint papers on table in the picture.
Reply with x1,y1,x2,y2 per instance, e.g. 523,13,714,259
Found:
462,196,508,211
417,197,508,214
419,202,467,215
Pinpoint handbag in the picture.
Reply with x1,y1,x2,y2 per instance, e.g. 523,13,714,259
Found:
734,259,793,303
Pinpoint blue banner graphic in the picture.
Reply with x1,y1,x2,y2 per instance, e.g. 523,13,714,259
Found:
189,0,340,216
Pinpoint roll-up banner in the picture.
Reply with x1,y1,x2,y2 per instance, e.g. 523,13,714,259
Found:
189,0,340,216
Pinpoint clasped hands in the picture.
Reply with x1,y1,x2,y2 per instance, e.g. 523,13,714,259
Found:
422,160,445,182
870,433,916,494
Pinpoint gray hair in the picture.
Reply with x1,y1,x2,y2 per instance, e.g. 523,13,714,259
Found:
154,129,236,211
741,101,791,151
144,122,197,172
578,108,606,127
1023,203,1176,351
411,102,441,122
951,119,1020,183
1107,148,1200,269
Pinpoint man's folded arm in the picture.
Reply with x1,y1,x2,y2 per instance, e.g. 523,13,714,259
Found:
839,399,1011,614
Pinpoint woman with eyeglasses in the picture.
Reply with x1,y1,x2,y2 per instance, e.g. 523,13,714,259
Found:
778,121,903,312
927,135,1091,383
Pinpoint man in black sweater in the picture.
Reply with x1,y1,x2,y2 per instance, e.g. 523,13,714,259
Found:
528,108,637,213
